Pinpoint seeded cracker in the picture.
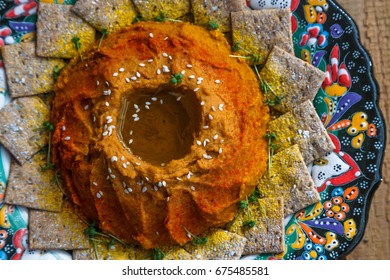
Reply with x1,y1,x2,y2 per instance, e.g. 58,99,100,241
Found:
36,3,96,59
29,199,89,250
191,0,248,32
1,42,66,98
257,145,320,216
72,0,137,32
132,0,190,21
4,155,63,212
72,236,138,260
227,197,284,255
163,247,195,260
0,97,49,165
183,229,247,260
231,8,293,65
260,46,327,113
268,100,336,164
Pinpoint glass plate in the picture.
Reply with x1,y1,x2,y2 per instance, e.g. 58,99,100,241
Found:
0,0,385,260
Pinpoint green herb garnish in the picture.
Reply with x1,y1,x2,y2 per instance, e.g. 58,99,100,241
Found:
98,28,108,50
36,121,55,171
265,132,278,172
155,11,182,22
133,14,142,24
184,227,208,245
170,73,184,85
53,65,63,82
72,36,83,61
208,20,219,30
259,78,284,107
238,197,256,230
153,248,165,260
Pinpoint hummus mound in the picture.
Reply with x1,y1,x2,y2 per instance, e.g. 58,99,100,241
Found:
51,21,270,249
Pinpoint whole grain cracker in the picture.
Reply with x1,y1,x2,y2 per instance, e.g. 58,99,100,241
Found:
1,42,66,98
72,0,137,32
183,229,247,260
4,154,63,212
72,236,138,260
28,199,90,250
257,145,320,216
191,0,248,33
227,197,284,255
231,8,293,65
132,0,190,21
36,3,96,59
0,96,49,165
163,247,195,260
268,99,336,164
260,46,327,113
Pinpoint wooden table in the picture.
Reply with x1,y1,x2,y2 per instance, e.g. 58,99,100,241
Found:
335,0,390,260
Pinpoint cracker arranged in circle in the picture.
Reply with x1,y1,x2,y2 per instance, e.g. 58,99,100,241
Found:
1,42,66,98
268,100,336,164
0,96,49,165
231,8,293,65
132,0,191,21
260,46,327,113
4,154,63,212
183,229,247,260
191,0,248,33
257,145,320,216
227,197,284,255
72,0,137,32
36,3,96,59
29,199,90,250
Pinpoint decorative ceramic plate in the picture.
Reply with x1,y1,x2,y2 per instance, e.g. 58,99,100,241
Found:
0,0,385,260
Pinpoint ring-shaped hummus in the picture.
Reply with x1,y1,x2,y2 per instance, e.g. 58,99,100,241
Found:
52,21,270,249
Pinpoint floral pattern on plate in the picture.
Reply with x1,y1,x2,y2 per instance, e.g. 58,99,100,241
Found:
0,0,385,260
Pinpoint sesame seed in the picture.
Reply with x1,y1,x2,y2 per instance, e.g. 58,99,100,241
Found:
96,191,103,198
200,101,205,106
92,181,98,186
187,171,193,179
122,181,127,188
203,125,209,129
132,114,138,118
197,77,204,81
139,63,145,67
189,75,195,79
157,181,163,187
103,89,111,95
153,186,158,191
102,131,108,136
211,106,216,111
61,125,66,131
197,80,202,85
151,97,158,101
194,88,199,92
136,72,141,78
111,156,118,162
169,55,173,60
105,81,110,86
162,65,170,73
219,147,223,154
203,154,212,160
135,162,141,166
149,33,154,38
110,174,116,179
162,181,167,187
124,188,133,194
119,68,125,72
218,104,224,111
131,76,137,81
181,70,186,75
164,36,169,40
162,52,168,57
129,130,133,135
176,96,182,101
157,69,161,75
166,196,170,202
187,64,193,68
208,114,213,120
64,136,71,141
145,177,149,181
160,99,164,104
145,105,150,109
84,105,89,110
190,186,196,191
113,72,118,77
148,59,154,63
213,134,219,140
129,139,133,144
121,155,125,161
106,118,113,124
176,177,181,181
196,140,202,146
105,101,110,107
122,163,127,168
145,101,151,105
215,79,221,84
96,80,100,86
142,186,147,192
134,117,140,122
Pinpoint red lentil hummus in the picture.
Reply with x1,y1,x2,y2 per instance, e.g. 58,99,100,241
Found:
51,21,270,249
